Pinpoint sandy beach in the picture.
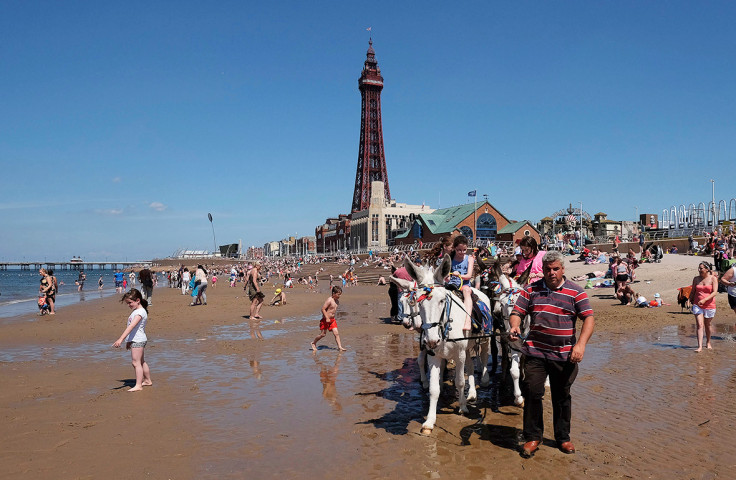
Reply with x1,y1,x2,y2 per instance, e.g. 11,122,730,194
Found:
2,254,736,479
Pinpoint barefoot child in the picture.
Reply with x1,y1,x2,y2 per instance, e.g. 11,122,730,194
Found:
112,288,153,392
311,286,346,352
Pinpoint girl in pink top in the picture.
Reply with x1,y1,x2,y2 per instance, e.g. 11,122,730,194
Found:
689,261,719,352
514,237,546,285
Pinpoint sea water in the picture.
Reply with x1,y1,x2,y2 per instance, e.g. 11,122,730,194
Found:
0,269,151,319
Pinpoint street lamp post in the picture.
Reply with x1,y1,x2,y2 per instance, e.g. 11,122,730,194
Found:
208,213,217,257
578,201,583,242
711,179,716,230
635,206,639,235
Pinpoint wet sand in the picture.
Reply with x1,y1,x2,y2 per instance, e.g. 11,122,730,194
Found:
2,255,736,479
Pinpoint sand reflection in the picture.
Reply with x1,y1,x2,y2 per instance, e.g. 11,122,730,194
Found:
313,352,342,411
249,318,264,340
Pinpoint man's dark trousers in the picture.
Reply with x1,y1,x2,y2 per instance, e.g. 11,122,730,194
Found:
521,355,579,443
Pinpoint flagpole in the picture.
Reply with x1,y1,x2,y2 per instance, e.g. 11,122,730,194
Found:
474,192,477,246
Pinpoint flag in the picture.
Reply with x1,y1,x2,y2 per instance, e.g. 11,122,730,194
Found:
421,201,425,210
468,190,476,197
366,27,371,31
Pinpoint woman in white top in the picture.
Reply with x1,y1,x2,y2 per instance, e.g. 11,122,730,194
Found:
192,265,208,306
112,288,152,392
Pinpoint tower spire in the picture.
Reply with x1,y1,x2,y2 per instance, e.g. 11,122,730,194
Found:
351,39,390,213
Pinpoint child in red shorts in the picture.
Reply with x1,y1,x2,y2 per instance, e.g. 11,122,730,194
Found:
311,286,346,352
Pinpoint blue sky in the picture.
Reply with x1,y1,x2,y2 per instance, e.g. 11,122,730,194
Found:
2,1,734,261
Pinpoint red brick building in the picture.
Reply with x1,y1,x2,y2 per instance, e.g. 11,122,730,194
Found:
394,201,525,245
315,215,351,254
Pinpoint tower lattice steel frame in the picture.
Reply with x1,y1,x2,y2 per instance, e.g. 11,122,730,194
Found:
351,39,391,213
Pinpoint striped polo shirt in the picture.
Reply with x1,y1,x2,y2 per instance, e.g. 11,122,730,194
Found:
513,277,593,362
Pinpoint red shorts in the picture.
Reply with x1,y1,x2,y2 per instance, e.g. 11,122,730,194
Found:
319,316,337,331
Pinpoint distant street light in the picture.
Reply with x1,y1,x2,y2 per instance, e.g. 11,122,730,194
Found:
711,179,716,228
208,213,217,256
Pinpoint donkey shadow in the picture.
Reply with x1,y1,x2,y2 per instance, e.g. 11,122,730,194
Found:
355,356,519,435
355,356,437,435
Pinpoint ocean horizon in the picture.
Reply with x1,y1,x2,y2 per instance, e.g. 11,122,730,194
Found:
0,269,158,319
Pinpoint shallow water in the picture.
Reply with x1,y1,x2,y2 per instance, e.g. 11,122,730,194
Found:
6,313,736,479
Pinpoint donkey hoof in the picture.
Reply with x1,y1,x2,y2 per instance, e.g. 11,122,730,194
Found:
421,426,433,435
515,398,525,407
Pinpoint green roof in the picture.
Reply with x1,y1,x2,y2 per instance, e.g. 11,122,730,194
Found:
417,203,479,234
497,221,532,234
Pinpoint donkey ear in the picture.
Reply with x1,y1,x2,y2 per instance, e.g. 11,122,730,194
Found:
404,258,421,282
434,255,451,284
475,251,487,272
493,259,503,279
390,276,414,291
517,265,531,286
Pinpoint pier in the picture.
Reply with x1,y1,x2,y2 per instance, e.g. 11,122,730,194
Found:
0,261,152,271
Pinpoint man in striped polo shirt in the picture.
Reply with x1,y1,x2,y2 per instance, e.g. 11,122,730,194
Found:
509,250,595,458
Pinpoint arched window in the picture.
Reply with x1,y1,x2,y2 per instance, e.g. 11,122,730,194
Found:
413,222,423,239
476,213,497,241
459,226,474,242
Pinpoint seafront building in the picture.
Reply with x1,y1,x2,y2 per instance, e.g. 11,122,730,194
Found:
393,200,539,247
349,181,433,251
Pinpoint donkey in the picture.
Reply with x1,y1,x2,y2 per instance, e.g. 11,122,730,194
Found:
404,256,492,434
391,275,430,390
477,256,531,406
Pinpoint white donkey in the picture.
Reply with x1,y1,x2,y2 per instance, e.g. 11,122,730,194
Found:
395,267,493,394
403,256,492,435
391,275,430,390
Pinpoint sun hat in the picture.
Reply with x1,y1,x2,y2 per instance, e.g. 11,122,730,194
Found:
514,247,522,256
654,293,660,298
276,288,282,293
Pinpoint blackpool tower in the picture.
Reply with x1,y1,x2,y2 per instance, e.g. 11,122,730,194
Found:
351,39,391,213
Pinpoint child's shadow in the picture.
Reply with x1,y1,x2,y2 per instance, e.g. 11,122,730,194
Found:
113,379,136,390
311,345,341,351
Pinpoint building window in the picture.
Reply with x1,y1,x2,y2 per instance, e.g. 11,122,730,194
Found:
524,229,531,236
476,213,497,241
459,226,474,242
372,215,379,242
413,222,423,239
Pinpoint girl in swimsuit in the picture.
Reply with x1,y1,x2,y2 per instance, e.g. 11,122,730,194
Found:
689,262,719,352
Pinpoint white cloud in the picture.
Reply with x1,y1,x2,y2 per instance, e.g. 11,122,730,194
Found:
94,208,124,216
112,177,121,183
149,202,168,212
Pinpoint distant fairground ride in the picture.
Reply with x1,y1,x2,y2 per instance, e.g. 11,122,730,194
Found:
662,198,736,230
539,204,592,237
